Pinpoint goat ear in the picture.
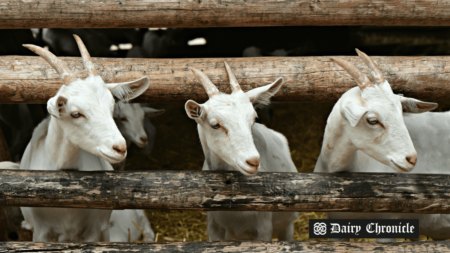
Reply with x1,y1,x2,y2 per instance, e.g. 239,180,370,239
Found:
143,107,165,118
47,95,68,118
106,76,150,102
400,97,438,113
341,101,368,127
246,78,283,107
185,100,204,120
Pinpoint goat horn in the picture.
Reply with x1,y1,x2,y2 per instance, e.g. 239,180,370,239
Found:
224,62,241,93
355,49,385,85
23,44,77,85
330,57,372,90
189,67,220,98
73,34,98,77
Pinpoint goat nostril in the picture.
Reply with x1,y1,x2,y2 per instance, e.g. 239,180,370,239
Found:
112,144,126,155
406,155,417,165
140,137,148,143
246,158,260,169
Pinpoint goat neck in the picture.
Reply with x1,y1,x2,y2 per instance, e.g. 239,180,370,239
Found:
315,99,357,173
45,119,80,169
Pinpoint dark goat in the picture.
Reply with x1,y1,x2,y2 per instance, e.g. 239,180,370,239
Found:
43,29,146,57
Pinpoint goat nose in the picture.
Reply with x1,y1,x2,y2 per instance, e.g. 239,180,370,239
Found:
140,137,148,144
112,143,127,156
246,157,260,170
406,154,417,166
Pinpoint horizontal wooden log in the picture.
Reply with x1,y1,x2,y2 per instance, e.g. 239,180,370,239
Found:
1,56,450,103
2,0,450,28
0,241,449,252
1,170,450,213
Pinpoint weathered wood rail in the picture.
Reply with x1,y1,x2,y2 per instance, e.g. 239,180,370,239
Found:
1,170,450,213
2,0,450,28
1,56,450,103
0,241,449,252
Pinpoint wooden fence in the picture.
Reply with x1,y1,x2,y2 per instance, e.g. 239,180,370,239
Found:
2,0,450,28
1,55,450,103
3,168,450,252
2,0,450,252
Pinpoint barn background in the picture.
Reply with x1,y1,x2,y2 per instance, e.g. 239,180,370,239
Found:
2,26,450,242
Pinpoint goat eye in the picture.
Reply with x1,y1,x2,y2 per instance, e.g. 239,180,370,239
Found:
210,123,220,129
121,118,128,122
367,118,379,125
71,112,81,118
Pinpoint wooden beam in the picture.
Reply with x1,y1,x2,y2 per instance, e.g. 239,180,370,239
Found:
1,56,450,104
1,170,450,213
2,0,450,28
0,241,449,252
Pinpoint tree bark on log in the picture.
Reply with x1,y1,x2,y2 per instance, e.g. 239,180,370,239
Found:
1,170,450,213
2,0,450,28
1,56,450,104
0,241,448,252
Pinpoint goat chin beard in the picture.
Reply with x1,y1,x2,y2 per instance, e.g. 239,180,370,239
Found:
135,141,147,148
236,163,258,176
390,160,411,173
99,150,127,164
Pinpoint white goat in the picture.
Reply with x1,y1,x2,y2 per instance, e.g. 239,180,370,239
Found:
0,161,19,170
109,209,154,242
19,35,150,242
114,104,164,149
329,107,450,241
110,104,163,240
313,50,437,242
113,104,164,170
185,63,298,241
402,113,450,240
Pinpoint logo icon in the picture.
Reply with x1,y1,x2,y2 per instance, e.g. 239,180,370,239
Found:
313,222,327,235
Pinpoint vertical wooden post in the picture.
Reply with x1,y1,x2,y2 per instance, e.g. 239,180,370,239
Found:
0,126,32,241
